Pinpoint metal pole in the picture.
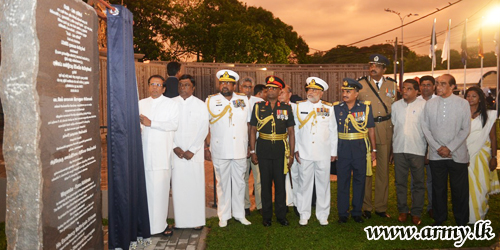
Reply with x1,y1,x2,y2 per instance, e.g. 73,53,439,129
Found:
394,38,398,81
400,17,404,86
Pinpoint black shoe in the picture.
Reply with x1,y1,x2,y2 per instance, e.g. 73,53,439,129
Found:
338,216,348,224
362,210,372,219
375,211,391,218
353,216,364,223
294,206,300,217
245,208,251,217
262,220,272,227
278,218,289,226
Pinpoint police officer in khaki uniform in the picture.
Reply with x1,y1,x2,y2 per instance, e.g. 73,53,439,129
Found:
357,54,397,219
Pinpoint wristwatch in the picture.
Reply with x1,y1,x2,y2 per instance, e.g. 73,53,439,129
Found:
250,150,256,154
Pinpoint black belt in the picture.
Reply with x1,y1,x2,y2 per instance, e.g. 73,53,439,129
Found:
374,114,391,122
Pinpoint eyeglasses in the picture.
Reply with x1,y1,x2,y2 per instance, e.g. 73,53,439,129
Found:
150,83,163,87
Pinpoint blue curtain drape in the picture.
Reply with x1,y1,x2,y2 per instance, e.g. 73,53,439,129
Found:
106,5,151,249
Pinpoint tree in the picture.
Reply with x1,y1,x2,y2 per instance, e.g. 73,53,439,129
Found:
108,0,180,61
171,0,308,63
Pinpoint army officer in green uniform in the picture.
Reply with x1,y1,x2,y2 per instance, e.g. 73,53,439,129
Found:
249,76,295,227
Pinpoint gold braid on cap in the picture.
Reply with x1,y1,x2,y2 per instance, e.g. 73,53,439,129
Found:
219,71,236,82
306,79,323,90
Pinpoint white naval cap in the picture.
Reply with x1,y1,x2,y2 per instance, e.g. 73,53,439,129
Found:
306,76,328,91
216,69,239,82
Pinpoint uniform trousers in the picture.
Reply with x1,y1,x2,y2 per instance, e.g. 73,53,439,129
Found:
363,142,391,213
394,153,425,216
430,160,469,226
286,162,300,206
245,158,262,210
337,155,366,218
258,156,287,221
297,158,331,221
363,119,391,213
212,158,247,221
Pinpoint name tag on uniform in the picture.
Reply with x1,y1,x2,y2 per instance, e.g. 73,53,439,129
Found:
277,110,289,120
301,111,308,114
353,112,365,122
233,99,246,108
216,104,223,106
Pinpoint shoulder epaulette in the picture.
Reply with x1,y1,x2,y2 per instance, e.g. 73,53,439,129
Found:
321,100,333,106
256,101,265,104
236,92,246,96
333,101,340,105
281,101,291,106
363,100,371,105
207,94,218,98
386,77,396,82
296,100,306,104
357,76,368,81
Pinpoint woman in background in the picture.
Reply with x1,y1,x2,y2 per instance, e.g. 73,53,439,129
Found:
465,86,500,223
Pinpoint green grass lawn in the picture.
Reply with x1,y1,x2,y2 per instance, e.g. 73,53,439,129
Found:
205,167,500,250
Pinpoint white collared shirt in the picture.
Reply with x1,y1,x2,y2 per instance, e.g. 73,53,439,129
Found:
294,100,338,161
391,98,427,156
173,95,209,163
139,95,179,170
206,92,250,159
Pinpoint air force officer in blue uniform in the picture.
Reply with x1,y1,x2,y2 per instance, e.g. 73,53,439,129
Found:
334,78,376,224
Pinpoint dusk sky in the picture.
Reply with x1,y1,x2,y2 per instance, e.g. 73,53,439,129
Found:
243,0,499,56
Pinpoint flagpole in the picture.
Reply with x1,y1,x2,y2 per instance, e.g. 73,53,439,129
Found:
431,18,436,77
447,19,451,73
463,19,467,93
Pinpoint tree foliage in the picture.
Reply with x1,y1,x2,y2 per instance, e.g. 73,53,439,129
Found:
107,0,180,61
308,43,497,73
170,0,308,63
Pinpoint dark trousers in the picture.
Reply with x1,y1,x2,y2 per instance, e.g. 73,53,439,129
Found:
258,157,286,221
337,156,366,217
429,160,469,226
394,153,425,216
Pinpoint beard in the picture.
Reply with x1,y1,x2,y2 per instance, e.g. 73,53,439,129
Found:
221,88,233,97
307,96,320,103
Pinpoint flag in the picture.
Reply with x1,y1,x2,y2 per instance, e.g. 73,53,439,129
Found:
107,5,151,249
429,18,437,69
478,26,484,58
441,19,451,63
461,20,467,66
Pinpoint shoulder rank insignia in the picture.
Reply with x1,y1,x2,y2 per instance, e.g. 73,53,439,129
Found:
236,92,246,96
296,100,306,104
386,77,396,83
333,101,340,106
357,76,368,81
363,100,371,105
207,93,218,98
321,100,333,106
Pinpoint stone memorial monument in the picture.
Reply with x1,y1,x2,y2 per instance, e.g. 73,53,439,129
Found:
0,0,103,249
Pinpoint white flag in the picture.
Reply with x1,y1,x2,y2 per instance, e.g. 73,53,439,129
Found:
441,19,451,63
429,18,437,69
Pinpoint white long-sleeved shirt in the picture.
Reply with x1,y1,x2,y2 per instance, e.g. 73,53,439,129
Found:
139,95,179,170
294,100,338,161
391,98,427,156
206,92,250,159
421,94,471,163
173,95,209,163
